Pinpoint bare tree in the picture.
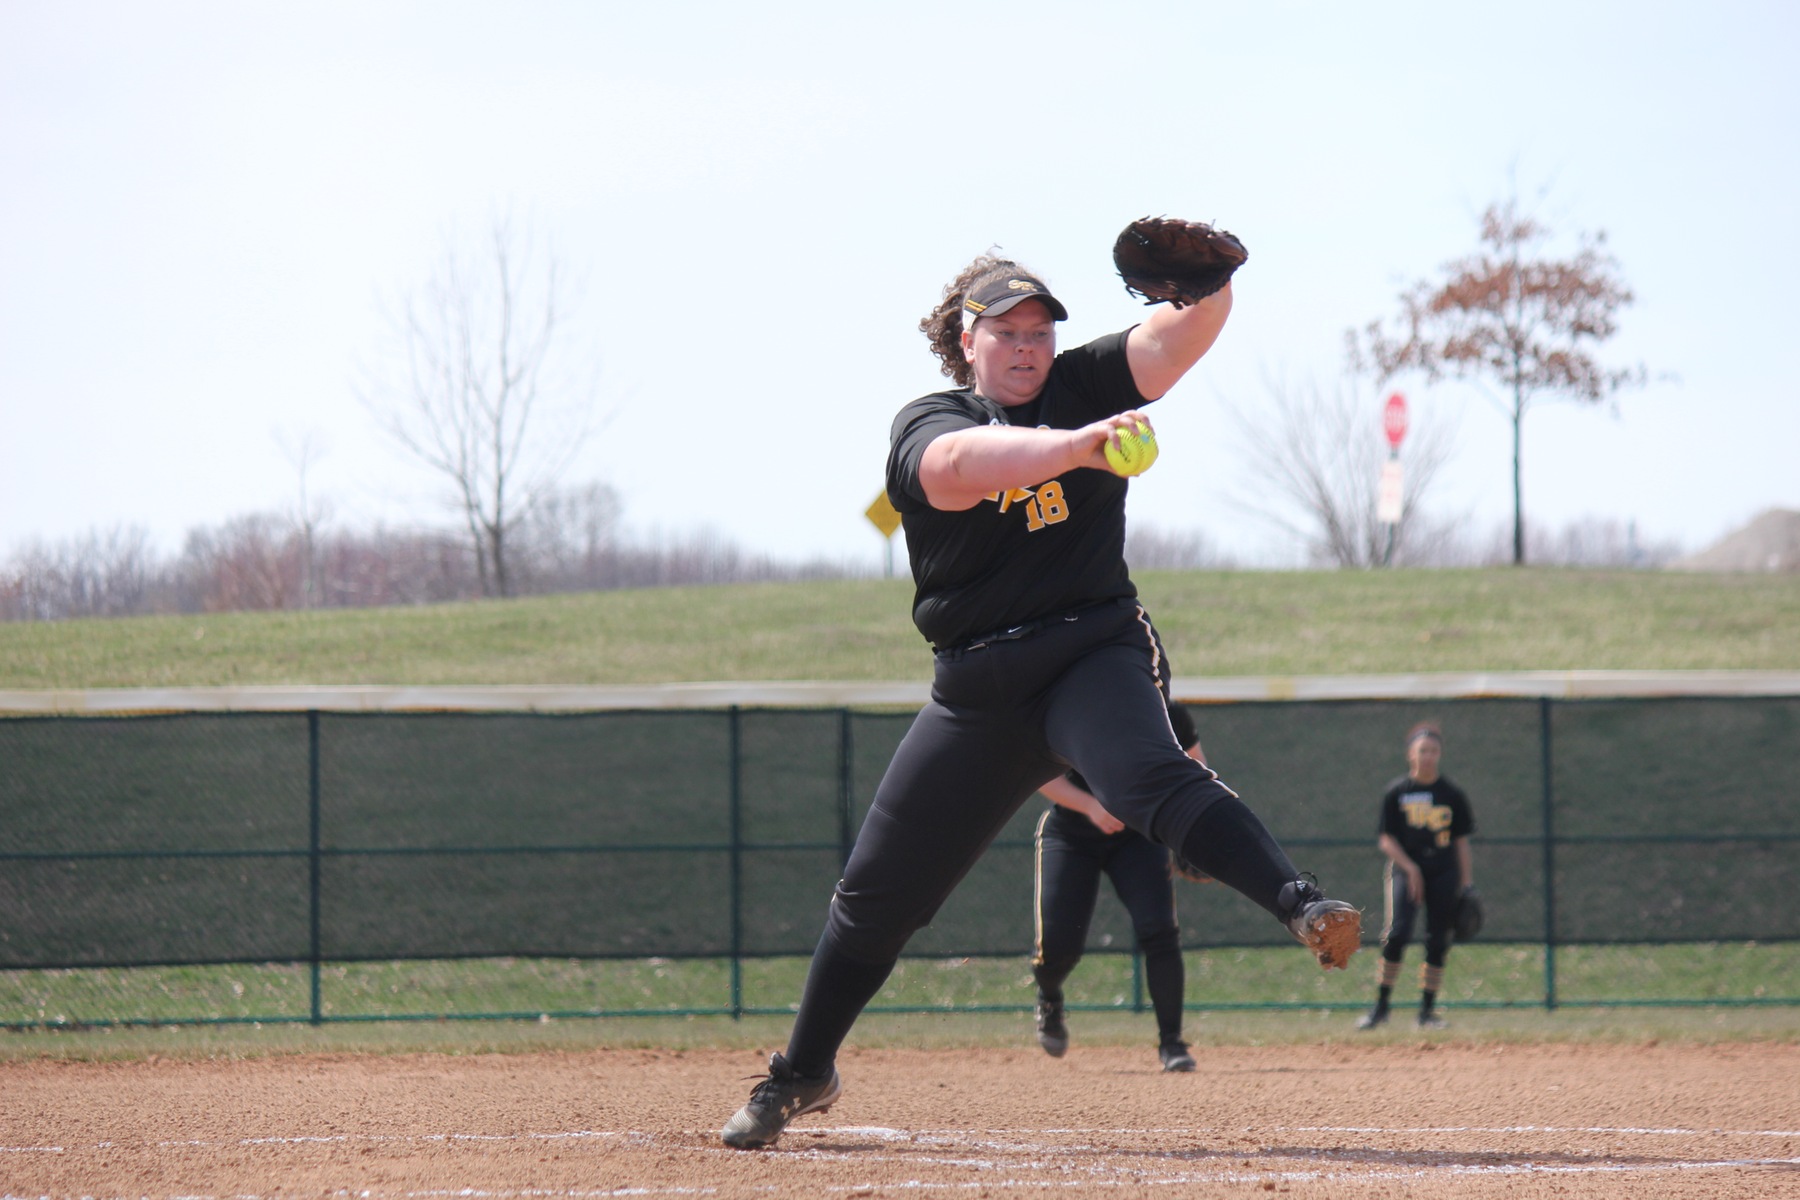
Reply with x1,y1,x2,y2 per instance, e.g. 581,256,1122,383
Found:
1125,524,1234,571
512,480,625,592
0,526,159,620
1225,371,1457,567
274,427,332,608
1,493,873,622
180,514,303,612
1351,195,1647,565
1484,515,1680,568
360,216,594,597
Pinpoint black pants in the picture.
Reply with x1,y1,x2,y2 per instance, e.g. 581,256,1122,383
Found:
783,599,1297,1076
1379,861,1461,968
827,600,1233,962
1033,806,1185,1045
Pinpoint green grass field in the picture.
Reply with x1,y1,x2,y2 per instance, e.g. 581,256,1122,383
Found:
8,942,1796,1025
3,569,1796,1057
5,943,1797,1062
2,568,1796,688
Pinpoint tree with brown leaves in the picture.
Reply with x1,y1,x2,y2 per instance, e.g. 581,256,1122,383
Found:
1351,199,1647,565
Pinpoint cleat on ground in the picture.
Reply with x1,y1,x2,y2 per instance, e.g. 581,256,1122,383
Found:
720,1052,841,1149
1158,1041,1196,1072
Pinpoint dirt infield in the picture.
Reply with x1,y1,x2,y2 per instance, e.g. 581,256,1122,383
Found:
3,1042,1797,1199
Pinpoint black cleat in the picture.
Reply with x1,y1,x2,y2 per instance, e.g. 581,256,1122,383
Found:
1355,1006,1389,1030
720,1052,842,1149
1035,998,1069,1058
1158,1040,1196,1072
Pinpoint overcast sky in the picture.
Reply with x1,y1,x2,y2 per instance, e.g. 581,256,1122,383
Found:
3,1,1796,570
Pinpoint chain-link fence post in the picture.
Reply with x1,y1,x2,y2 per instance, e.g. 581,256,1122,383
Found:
729,706,744,1019
837,709,855,870
1539,697,1558,1011
307,709,323,1026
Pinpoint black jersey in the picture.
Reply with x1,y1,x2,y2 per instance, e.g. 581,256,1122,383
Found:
885,330,1148,649
1377,774,1475,872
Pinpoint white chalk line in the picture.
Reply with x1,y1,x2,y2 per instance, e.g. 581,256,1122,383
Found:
7,1120,1798,1199
16,1158,1800,1200
817,1123,1800,1139
9,1120,1794,1157
761,1136,1800,1181
709,1124,1800,1187
1279,1123,1800,1138
0,1192,729,1200
0,1129,631,1154
2,1192,726,1200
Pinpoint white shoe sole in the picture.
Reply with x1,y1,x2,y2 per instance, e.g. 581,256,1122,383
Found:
720,1074,842,1149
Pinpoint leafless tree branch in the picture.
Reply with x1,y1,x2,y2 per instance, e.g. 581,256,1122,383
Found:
1224,370,1457,567
359,214,595,596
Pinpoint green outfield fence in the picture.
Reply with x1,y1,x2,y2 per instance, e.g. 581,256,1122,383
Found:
2,673,1797,1028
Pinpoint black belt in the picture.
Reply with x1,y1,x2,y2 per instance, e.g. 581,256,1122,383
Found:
935,597,1129,655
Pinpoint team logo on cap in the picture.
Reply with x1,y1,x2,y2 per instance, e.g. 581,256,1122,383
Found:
966,276,1049,318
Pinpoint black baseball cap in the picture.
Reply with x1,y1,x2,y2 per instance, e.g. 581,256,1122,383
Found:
962,272,1069,325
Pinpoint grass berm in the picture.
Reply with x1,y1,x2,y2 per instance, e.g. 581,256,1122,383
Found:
1,568,1796,688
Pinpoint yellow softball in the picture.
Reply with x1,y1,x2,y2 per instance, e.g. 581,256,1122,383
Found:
1103,419,1159,477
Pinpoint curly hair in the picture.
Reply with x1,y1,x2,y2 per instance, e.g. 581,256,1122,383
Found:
918,254,1045,389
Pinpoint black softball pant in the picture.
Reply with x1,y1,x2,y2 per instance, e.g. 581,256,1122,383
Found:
1379,861,1461,968
1033,807,1185,1045
783,599,1302,1076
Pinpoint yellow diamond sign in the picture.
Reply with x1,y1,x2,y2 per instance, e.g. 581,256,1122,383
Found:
865,492,902,539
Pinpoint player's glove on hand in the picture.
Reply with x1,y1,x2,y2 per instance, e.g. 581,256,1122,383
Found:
1113,216,1248,308
1453,886,1484,942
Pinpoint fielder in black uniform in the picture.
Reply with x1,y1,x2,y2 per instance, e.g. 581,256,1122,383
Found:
1033,699,1206,1072
1356,722,1476,1030
722,245,1361,1149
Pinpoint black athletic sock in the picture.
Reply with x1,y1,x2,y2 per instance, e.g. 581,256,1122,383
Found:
1144,947,1185,1044
784,934,897,1078
1174,796,1301,921
1032,962,1069,1005
1375,984,1393,1014
1420,990,1437,1016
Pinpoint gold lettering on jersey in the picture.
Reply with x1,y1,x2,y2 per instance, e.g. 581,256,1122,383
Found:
983,481,1072,531
1402,792,1455,848
994,487,1035,514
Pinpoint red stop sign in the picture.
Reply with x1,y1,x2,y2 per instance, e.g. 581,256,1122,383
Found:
1383,392,1408,448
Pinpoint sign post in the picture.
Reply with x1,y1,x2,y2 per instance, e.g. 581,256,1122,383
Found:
1379,392,1408,566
